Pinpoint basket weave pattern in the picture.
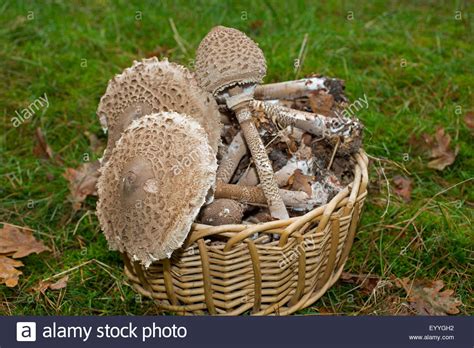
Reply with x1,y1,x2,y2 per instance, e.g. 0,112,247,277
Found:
124,151,369,315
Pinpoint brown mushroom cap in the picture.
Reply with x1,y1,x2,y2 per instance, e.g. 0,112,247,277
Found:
200,199,245,226
97,57,221,160
97,112,217,266
195,26,267,95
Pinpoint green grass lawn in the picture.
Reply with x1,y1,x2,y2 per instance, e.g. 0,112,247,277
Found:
0,0,472,315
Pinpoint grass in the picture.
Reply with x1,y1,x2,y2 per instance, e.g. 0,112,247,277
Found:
0,0,472,315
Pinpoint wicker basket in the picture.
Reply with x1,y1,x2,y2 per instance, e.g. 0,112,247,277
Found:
123,150,369,315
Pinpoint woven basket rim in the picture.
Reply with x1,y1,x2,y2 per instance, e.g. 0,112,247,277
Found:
182,149,369,249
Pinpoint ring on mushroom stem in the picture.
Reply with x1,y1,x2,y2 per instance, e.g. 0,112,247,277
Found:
97,57,222,162
97,112,217,267
195,26,289,220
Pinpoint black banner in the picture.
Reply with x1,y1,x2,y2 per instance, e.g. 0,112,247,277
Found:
1,316,472,347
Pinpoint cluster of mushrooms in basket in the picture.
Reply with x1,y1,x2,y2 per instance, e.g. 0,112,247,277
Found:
96,26,363,267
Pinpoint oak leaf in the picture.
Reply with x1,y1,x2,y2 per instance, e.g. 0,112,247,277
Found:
63,160,100,210
0,255,23,287
33,127,54,160
398,278,462,315
424,128,459,171
464,112,474,130
34,275,69,294
393,176,413,202
341,272,383,295
0,223,50,258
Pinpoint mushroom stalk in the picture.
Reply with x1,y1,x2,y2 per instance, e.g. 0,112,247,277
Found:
233,101,289,219
253,77,330,100
216,132,247,183
194,26,289,220
250,100,363,142
215,182,311,209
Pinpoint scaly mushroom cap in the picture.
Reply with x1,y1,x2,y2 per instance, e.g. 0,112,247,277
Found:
195,26,267,95
200,199,245,226
97,112,217,267
97,57,221,161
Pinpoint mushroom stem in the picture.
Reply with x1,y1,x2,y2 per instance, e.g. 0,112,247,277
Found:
215,182,311,209
250,100,363,142
216,132,248,183
233,104,289,220
253,77,330,100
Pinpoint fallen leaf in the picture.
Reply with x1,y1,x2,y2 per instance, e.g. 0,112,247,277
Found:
0,223,50,258
295,143,313,161
393,176,413,202
464,112,474,130
145,45,171,58
287,169,314,197
424,128,459,171
84,131,105,154
308,90,334,116
397,278,462,315
340,272,383,295
249,19,264,33
33,127,54,160
34,275,69,294
0,255,23,287
50,275,69,290
63,160,101,210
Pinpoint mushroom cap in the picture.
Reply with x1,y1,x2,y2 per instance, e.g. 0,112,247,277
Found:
97,57,221,161
97,112,218,266
195,26,267,95
200,199,245,226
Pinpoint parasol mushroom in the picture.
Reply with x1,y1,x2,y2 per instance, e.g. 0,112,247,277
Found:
200,198,245,226
97,112,217,266
195,26,289,220
97,57,222,161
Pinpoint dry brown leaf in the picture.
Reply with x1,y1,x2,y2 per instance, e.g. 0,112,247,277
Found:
85,131,105,154
33,127,63,164
340,272,383,295
50,275,69,290
464,111,474,130
63,160,101,210
33,127,54,160
398,278,462,315
424,128,459,171
287,169,314,197
0,255,23,287
34,275,69,294
145,45,171,58
308,90,334,116
249,19,263,31
393,175,413,202
0,223,50,258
